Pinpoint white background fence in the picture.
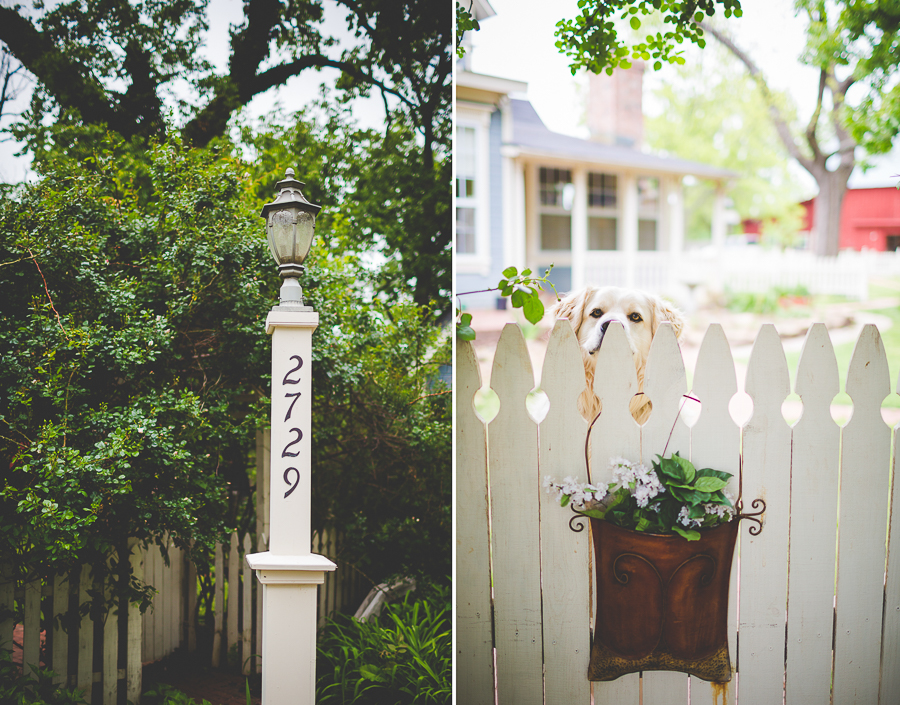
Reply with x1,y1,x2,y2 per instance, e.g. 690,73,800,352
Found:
456,319,900,704
3,429,366,704
578,248,900,302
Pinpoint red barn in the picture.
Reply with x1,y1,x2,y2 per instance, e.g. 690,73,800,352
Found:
803,186,900,251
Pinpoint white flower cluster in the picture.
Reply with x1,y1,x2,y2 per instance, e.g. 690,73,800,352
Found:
609,457,664,508
678,505,700,527
678,492,736,527
542,475,608,508
704,493,736,521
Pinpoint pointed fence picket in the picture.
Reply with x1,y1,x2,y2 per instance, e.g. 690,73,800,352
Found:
456,318,900,705
456,338,493,705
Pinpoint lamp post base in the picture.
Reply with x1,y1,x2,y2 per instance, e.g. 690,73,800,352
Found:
245,552,337,705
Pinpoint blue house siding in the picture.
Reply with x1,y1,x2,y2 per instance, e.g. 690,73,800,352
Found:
458,108,507,310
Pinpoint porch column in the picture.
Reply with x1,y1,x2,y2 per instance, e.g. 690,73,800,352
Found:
502,147,527,274
571,167,588,291
712,182,727,252
621,173,639,288
667,177,684,258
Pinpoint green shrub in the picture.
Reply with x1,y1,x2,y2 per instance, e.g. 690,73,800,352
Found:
316,586,451,705
0,647,88,705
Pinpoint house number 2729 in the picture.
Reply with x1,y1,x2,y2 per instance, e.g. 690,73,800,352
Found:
281,355,304,498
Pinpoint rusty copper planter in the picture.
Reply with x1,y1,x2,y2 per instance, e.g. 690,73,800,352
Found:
588,518,740,683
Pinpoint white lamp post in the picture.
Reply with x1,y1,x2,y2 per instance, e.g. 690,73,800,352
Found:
246,168,336,704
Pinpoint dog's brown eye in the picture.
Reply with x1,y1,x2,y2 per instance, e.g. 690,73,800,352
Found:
590,309,603,319
628,312,643,323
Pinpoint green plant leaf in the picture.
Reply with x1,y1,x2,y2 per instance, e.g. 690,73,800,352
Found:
694,476,729,493
523,295,544,325
672,526,701,541
510,289,527,309
456,324,476,341
502,266,518,278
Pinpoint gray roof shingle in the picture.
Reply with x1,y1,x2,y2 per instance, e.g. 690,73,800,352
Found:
509,99,736,180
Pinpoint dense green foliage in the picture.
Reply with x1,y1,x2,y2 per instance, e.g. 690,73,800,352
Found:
0,112,450,597
2,0,451,310
0,0,450,607
0,138,266,581
554,0,742,74
316,587,451,704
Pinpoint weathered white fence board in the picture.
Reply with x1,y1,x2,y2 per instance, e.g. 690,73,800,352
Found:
590,323,641,705
456,335,494,705
640,323,691,705
834,324,891,702
128,540,143,703
688,324,740,705
785,323,840,703
539,321,591,705
490,324,543,705
739,324,791,705
78,566,94,694
458,320,900,705
883,406,900,704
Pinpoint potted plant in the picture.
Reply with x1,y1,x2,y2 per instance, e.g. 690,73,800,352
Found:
545,453,763,683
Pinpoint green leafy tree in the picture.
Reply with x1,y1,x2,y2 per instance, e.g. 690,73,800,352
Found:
0,122,450,595
702,0,900,256
1,0,451,310
644,44,806,241
554,0,742,74
0,137,269,583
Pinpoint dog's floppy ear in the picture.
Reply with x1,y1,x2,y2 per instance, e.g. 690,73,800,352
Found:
552,287,595,336
650,295,685,341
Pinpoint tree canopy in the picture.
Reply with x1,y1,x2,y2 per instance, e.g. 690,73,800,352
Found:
702,0,900,255
2,0,451,309
0,1,451,593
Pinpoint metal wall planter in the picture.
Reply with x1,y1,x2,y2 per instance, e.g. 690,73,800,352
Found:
588,518,739,683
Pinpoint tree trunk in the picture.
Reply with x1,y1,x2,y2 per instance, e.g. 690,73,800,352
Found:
808,165,853,256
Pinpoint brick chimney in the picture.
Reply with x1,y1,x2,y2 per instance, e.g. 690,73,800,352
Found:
587,63,645,148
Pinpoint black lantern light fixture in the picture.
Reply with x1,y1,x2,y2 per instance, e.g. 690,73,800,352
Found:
260,168,322,305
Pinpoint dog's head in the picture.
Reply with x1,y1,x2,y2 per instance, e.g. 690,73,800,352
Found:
553,286,685,363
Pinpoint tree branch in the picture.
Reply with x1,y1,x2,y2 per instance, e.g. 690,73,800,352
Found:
0,6,122,132
700,21,816,174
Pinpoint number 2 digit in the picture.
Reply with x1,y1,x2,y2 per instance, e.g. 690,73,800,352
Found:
282,428,303,457
282,355,303,385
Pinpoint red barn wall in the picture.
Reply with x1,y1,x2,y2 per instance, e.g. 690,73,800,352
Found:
836,187,900,251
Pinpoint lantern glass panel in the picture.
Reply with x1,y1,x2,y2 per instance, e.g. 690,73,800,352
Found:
267,208,316,266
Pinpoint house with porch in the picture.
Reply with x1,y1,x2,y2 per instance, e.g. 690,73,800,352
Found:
456,11,736,308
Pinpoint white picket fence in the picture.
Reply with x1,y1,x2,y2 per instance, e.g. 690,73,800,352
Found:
3,430,366,703
456,319,900,704
580,248,884,300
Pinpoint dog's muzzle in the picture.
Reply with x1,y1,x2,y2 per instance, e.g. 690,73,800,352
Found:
588,319,617,355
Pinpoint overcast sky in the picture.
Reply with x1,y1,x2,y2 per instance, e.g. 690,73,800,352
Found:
466,0,899,191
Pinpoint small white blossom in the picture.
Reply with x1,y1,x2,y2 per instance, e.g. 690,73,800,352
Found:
678,505,702,528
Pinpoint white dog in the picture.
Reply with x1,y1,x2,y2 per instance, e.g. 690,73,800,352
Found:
553,285,685,424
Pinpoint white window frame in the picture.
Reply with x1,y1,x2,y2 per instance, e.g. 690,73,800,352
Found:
455,109,492,275
537,166,575,255
587,171,621,251
637,175,661,251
